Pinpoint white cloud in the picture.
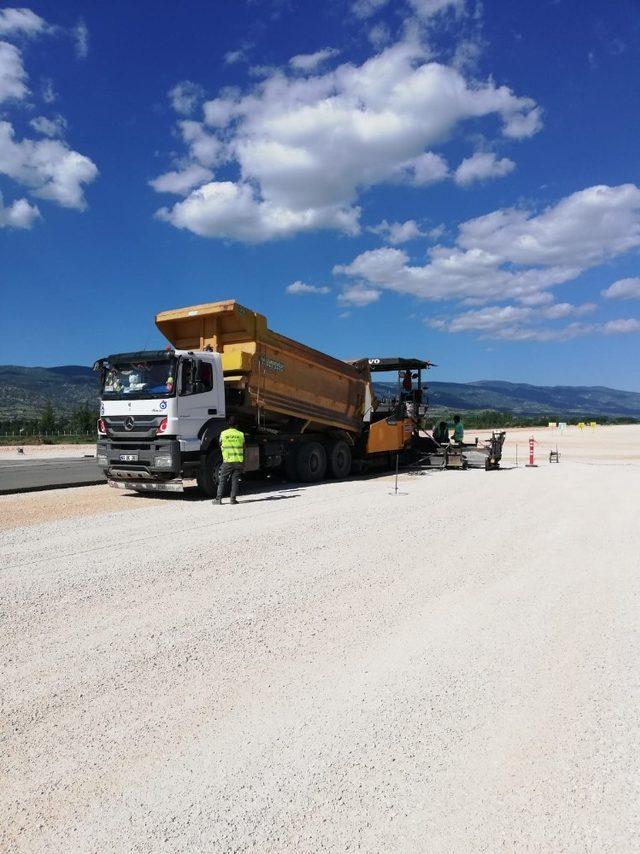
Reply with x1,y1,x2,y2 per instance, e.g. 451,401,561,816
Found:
368,22,391,49
149,164,213,195
398,151,449,186
601,277,640,300
156,181,361,242
289,48,339,72
0,190,40,228
0,120,98,209
426,301,638,342
602,318,640,335
155,35,541,242
0,39,28,102
0,13,98,221
429,301,595,337
169,80,205,116
73,19,88,59
352,0,390,19
178,120,224,167
285,280,330,295
457,184,640,266
41,77,56,103
337,184,640,308
454,151,515,186
338,283,381,306
29,114,67,137
0,7,47,37
501,105,543,139
408,0,465,19
225,46,250,65
370,218,426,244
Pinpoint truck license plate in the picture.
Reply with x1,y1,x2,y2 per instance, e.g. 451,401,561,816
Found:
119,453,138,462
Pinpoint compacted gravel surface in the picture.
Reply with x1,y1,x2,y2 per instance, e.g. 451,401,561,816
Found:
2,437,639,852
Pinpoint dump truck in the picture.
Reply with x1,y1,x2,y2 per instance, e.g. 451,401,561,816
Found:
94,299,433,494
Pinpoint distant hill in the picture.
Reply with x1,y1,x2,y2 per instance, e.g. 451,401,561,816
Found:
0,365,98,419
1,364,640,420
374,379,640,418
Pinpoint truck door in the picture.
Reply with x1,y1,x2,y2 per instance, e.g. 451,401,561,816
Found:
177,356,223,446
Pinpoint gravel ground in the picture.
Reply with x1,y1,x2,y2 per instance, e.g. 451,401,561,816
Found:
2,431,640,852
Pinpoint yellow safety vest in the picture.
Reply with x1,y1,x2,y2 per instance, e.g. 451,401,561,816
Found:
220,427,244,463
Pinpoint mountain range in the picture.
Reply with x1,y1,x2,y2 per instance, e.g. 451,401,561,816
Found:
1,365,640,420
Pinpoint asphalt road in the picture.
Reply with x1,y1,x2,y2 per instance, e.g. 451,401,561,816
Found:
0,457,104,494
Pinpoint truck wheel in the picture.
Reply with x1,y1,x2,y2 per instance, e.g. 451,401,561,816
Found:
296,441,327,482
196,449,221,497
328,439,351,479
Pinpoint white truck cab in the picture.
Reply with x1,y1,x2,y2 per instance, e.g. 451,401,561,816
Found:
94,349,226,492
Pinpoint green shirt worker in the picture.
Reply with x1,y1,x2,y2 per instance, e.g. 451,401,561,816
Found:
452,414,464,443
213,415,245,505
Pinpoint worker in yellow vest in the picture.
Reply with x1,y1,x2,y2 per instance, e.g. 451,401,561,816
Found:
213,415,245,505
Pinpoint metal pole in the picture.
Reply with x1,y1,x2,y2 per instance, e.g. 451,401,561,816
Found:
515,444,518,468
394,453,399,495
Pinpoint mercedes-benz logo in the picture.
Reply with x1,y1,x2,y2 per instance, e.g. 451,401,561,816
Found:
124,416,135,431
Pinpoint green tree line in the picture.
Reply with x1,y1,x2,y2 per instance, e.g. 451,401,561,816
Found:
0,401,98,436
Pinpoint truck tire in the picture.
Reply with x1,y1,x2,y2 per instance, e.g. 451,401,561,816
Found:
196,449,221,497
296,441,327,482
328,439,352,479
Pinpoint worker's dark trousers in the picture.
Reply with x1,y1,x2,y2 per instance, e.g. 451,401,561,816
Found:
216,462,243,500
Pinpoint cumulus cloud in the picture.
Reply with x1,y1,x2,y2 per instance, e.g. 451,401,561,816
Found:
337,184,640,306
156,181,361,242
73,19,89,59
352,0,390,19
154,35,541,242
398,151,449,186
285,280,330,295
369,219,426,244
0,121,98,209
149,164,213,195
0,39,28,102
29,114,67,137
601,277,640,300
0,190,40,228
178,119,224,168
169,80,205,115
0,7,47,37
408,0,465,19
0,11,98,221
602,318,640,334
428,301,598,340
289,48,339,72
225,46,251,65
368,22,391,48
454,151,515,186
338,284,381,306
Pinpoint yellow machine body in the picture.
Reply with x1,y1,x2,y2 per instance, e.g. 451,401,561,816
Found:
365,417,414,454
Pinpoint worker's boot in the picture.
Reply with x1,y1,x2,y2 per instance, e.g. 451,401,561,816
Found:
230,498,238,505
212,498,222,505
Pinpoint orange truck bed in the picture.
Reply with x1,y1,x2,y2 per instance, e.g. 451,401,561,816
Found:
156,300,371,434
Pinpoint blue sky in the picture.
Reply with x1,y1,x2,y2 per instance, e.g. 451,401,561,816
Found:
1,0,639,389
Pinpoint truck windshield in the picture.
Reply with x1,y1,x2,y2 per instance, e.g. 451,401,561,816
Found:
102,358,177,400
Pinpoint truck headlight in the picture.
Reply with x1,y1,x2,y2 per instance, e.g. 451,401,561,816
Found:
154,454,173,468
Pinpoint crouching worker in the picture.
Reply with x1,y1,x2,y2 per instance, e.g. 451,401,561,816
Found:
213,415,244,505
433,420,449,445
